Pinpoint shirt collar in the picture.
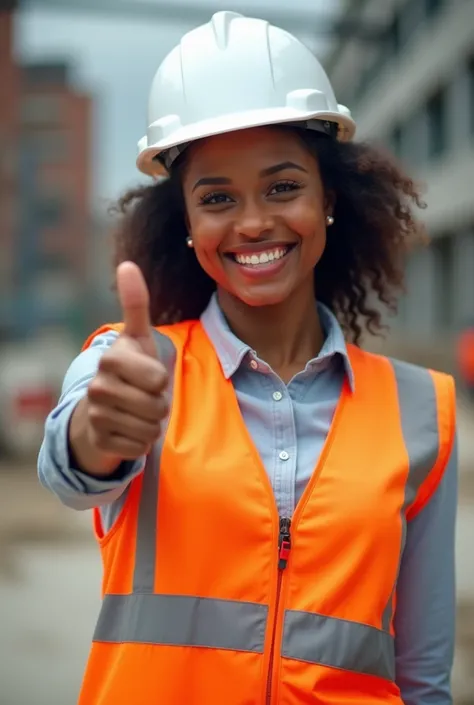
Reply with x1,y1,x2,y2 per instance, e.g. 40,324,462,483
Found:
200,292,355,391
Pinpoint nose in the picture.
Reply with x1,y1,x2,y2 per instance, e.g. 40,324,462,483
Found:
234,200,274,240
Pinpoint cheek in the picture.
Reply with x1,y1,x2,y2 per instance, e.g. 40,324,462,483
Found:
188,212,224,251
286,199,326,246
187,212,227,274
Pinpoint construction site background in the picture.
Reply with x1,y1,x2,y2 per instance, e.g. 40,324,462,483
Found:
0,1,473,703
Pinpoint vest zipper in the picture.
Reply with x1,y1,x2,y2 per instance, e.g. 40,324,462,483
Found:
265,516,292,704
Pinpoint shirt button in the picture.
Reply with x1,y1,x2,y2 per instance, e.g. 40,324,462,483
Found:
272,391,283,401
279,451,290,461
250,360,258,370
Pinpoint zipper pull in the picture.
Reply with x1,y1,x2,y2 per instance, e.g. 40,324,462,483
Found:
278,517,292,570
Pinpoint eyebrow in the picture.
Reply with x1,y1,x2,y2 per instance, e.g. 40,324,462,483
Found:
192,161,308,192
260,161,308,177
192,176,231,192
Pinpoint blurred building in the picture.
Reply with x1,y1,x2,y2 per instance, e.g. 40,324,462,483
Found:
326,0,474,344
0,3,95,455
19,60,93,338
0,1,20,335
0,1,93,342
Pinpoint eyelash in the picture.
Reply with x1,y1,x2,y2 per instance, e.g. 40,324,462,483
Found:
198,180,302,205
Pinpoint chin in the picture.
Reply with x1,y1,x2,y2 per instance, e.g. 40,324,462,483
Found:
232,286,289,309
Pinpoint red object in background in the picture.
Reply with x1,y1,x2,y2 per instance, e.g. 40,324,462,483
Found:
13,388,56,419
457,329,474,386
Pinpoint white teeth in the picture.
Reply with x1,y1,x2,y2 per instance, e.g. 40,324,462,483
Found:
234,247,289,266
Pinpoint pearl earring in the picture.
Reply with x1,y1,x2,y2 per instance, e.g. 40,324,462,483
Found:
326,215,335,227
186,236,194,248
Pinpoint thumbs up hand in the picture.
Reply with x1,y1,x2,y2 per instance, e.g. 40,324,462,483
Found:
69,262,169,475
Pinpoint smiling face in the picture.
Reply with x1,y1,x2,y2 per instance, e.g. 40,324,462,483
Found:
181,126,331,308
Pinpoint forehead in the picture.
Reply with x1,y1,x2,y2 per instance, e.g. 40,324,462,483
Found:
183,126,313,176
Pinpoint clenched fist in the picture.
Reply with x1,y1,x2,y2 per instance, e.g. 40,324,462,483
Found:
69,262,169,476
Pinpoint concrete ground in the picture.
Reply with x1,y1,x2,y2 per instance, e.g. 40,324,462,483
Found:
0,402,473,705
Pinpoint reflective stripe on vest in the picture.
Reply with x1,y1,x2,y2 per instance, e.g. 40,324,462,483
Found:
86,323,454,691
94,594,395,680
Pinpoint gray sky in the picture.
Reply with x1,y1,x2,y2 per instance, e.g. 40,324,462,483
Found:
16,1,340,210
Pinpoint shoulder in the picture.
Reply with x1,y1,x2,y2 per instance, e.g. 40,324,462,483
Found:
386,354,454,385
388,355,455,408
386,355,456,447
81,323,123,351
350,345,455,401
82,320,199,349
386,357,456,438
349,346,456,477
374,354,456,519
81,320,203,377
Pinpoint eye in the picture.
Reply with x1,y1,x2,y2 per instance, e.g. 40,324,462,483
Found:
268,180,302,196
199,191,233,205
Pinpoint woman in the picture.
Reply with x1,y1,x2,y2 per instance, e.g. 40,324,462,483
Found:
39,11,458,705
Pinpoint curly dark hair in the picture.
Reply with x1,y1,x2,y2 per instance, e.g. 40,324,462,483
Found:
111,129,426,344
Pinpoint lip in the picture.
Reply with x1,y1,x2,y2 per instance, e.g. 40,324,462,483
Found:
222,241,297,256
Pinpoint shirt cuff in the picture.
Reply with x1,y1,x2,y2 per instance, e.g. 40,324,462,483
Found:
38,391,145,508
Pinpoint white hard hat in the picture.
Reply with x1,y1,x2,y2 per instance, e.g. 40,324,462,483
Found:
137,11,356,177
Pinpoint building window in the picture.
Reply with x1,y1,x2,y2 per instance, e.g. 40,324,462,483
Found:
426,88,447,159
424,0,444,20
38,253,68,272
386,11,402,57
358,56,382,99
22,62,69,88
469,55,474,138
36,196,66,228
0,135,17,182
398,0,425,49
433,234,454,329
21,95,62,126
30,130,70,164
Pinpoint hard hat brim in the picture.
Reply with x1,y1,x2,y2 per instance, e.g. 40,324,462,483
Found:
137,106,356,178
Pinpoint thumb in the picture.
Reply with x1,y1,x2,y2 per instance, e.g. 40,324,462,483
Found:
117,261,157,357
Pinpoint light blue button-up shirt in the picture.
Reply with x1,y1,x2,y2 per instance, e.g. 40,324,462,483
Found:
38,293,457,704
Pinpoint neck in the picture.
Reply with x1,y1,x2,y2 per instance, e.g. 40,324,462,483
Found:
217,282,324,377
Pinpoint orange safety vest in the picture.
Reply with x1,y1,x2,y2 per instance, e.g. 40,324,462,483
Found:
78,319,455,705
